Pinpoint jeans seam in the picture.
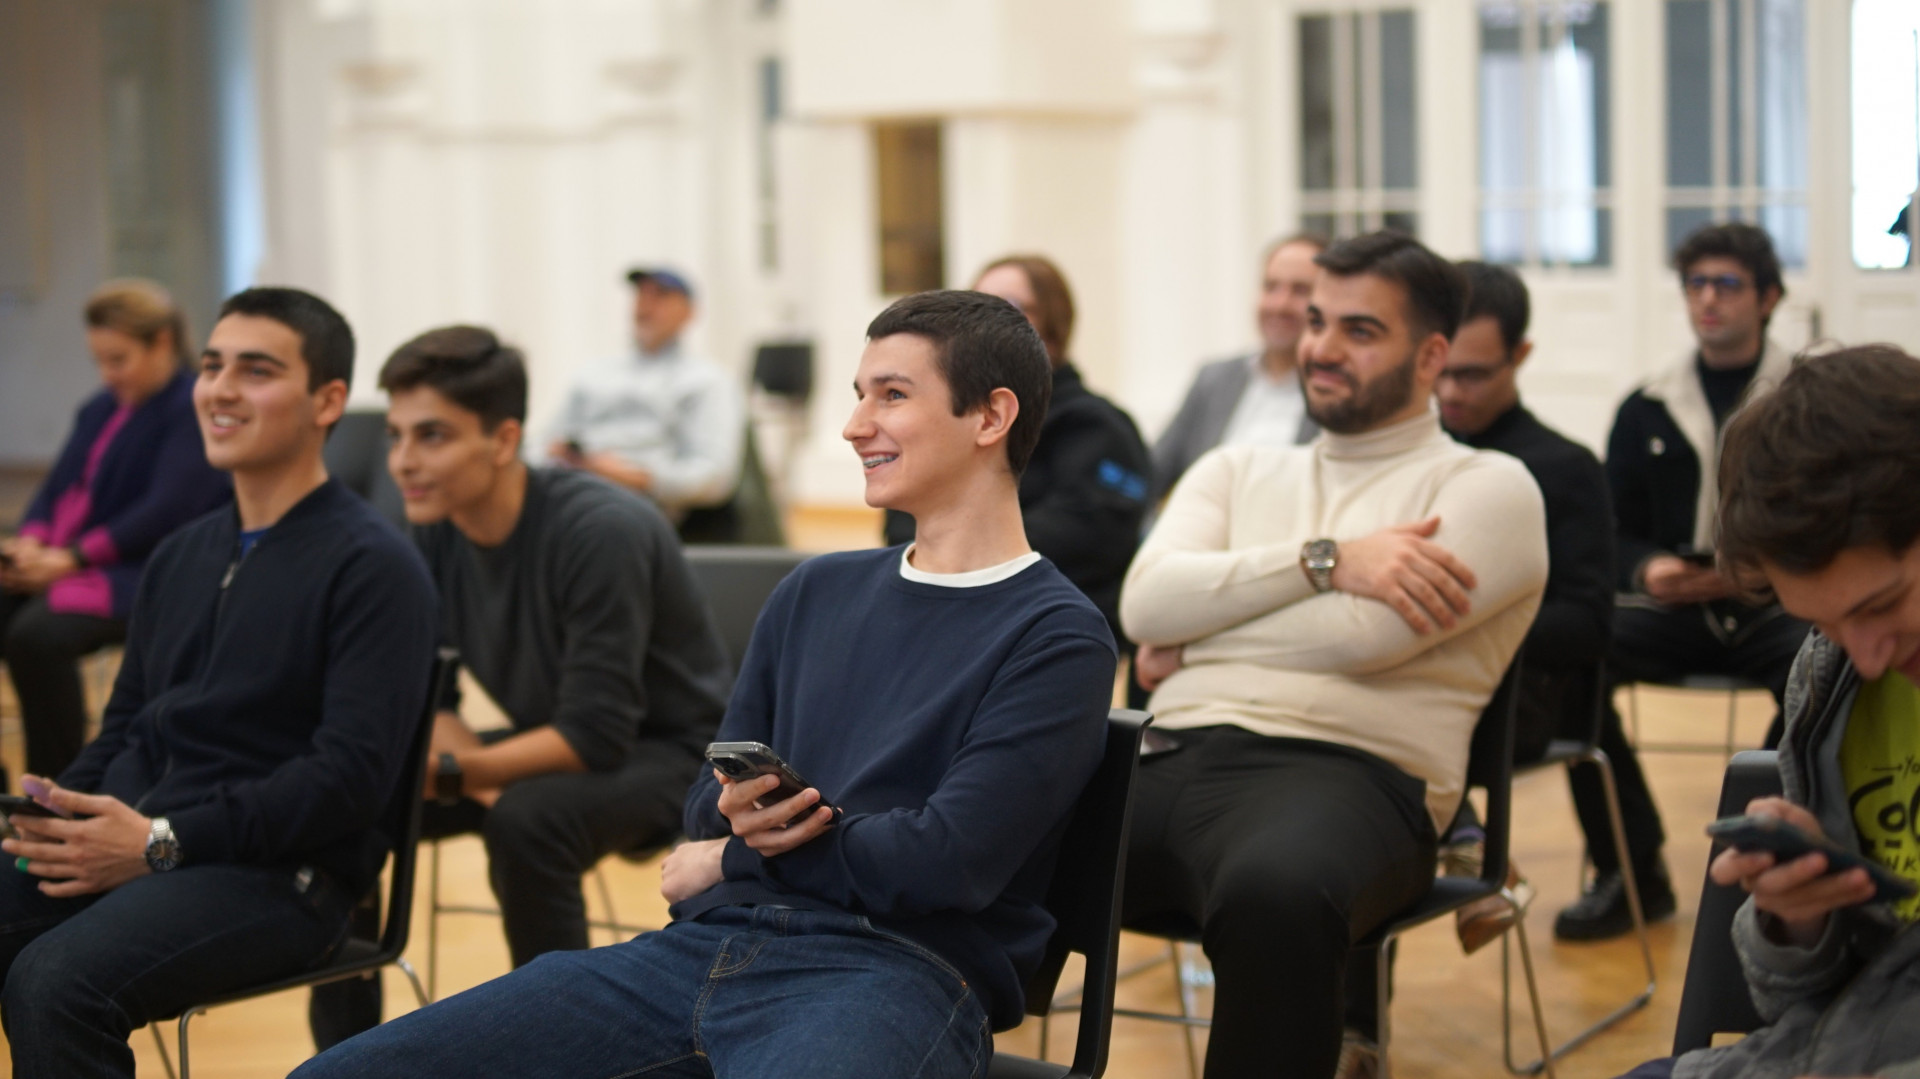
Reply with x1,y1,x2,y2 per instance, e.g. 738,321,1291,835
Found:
908,980,981,1079
854,917,971,991
604,1050,707,1077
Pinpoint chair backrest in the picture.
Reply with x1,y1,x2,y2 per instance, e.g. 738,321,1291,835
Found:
373,650,459,957
1672,749,1782,1054
682,545,810,673
1464,654,1524,891
1018,708,1152,1077
323,411,408,529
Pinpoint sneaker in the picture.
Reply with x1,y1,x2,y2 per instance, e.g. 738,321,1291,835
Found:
1552,860,1677,942
1333,1029,1380,1079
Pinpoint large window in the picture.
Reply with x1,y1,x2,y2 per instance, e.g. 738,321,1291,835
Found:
1298,9,1419,238
1664,0,1807,266
1851,0,1919,270
1479,1,1612,267
873,121,944,296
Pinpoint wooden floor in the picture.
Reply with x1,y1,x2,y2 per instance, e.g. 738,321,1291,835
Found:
0,502,1766,1076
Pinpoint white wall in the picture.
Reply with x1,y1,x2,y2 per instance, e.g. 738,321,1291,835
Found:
0,3,111,467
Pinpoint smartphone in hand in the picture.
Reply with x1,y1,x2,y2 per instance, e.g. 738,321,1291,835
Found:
706,742,837,826
1707,813,1917,903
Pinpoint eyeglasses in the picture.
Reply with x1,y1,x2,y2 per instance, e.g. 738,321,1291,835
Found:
1437,363,1508,387
1684,273,1751,296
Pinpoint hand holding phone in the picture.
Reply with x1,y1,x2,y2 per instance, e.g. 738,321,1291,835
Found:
706,741,838,831
1707,813,1917,904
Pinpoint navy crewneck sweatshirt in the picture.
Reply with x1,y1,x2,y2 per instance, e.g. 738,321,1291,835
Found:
674,546,1116,1030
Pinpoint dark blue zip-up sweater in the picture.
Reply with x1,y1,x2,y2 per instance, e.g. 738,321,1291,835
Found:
59,479,438,897
673,546,1116,1031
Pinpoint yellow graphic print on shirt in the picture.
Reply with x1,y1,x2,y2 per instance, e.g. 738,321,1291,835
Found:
1841,671,1920,922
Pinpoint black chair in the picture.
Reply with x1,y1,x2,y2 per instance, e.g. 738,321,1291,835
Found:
987,708,1152,1079
1502,662,1657,1073
683,545,812,673
1671,749,1780,1055
323,411,408,529
1066,661,1556,1079
424,547,810,994
1627,673,1768,758
146,653,453,1079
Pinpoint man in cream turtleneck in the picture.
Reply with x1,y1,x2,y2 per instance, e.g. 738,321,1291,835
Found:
1119,232,1547,1079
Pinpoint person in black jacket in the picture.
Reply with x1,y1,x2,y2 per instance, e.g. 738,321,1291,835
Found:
0,287,438,1078
1555,222,1813,943
1433,261,1616,952
884,254,1150,650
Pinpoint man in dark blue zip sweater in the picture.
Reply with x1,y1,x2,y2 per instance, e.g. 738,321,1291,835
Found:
297,290,1116,1078
0,287,438,1079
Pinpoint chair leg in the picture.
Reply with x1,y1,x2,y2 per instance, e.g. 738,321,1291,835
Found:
1503,750,1655,1073
176,1006,204,1079
1724,688,1740,760
1375,935,1394,1079
1173,941,1202,1079
150,1023,179,1079
1501,903,1558,1079
396,956,431,1010
426,838,442,1001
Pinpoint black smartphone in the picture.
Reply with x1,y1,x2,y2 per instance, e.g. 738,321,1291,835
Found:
1675,546,1718,567
1706,814,1918,903
0,794,62,820
705,741,836,825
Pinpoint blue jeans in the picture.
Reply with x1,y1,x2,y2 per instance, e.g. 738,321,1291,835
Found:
0,860,356,1078
295,906,993,1079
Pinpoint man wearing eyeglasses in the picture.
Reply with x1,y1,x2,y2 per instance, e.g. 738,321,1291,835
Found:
1552,221,1812,943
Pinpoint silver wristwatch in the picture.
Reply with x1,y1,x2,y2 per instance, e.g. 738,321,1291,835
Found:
145,816,182,873
1300,538,1339,593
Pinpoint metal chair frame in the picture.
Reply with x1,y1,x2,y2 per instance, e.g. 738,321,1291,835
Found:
145,654,451,1078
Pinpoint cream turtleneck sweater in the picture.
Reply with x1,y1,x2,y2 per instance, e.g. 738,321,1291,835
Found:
1120,407,1548,828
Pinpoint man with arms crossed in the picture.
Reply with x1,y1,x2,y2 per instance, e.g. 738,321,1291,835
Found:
0,288,437,1078
296,290,1117,1078
1618,345,1920,1079
1151,233,1326,500
1124,233,1547,1078
311,325,732,1042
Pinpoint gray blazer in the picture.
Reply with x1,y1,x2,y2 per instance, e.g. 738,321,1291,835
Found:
1149,355,1318,499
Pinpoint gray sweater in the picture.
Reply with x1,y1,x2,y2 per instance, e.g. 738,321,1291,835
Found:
413,467,731,771
1678,631,1920,1079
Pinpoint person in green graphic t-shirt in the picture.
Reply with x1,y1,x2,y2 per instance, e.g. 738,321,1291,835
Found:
1614,343,1920,1079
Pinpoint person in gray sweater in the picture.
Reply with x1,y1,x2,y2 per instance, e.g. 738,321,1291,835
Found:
1617,344,1920,1079
312,325,731,1045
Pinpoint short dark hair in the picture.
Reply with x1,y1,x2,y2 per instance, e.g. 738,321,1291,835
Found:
865,290,1052,477
1673,221,1787,302
1314,232,1468,342
379,325,529,430
1457,260,1531,354
216,287,355,391
976,254,1075,363
1719,344,1920,577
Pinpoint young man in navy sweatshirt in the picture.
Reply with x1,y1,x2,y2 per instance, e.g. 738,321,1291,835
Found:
0,287,439,1078
296,290,1117,1078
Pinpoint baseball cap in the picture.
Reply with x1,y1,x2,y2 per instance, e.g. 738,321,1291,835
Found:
625,267,694,299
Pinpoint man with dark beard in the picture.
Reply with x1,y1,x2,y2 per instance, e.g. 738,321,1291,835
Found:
1118,232,1548,1079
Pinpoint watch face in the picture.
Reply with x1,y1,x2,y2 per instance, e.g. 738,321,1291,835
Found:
1305,539,1338,568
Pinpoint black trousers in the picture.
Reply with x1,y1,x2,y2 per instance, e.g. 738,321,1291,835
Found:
1569,600,1810,874
0,592,125,780
1121,727,1438,1079
309,741,698,1049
